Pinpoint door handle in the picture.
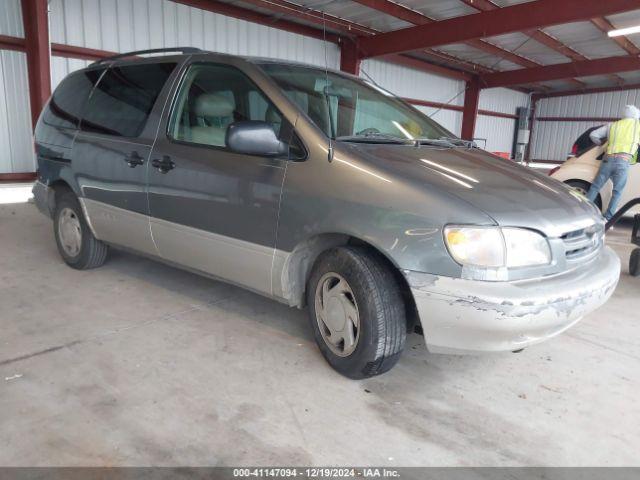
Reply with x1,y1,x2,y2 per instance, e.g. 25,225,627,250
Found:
151,155,175,173
124,151,145,168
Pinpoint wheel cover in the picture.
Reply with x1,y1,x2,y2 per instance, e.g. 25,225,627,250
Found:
314,272,360,357
58,207,82,257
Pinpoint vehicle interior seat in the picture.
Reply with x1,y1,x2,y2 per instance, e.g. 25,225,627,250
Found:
190,93,235,146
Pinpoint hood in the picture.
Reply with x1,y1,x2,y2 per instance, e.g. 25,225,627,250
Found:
343,143,601,237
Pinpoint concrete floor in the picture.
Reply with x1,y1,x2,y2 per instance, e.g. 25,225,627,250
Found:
1,201,639,467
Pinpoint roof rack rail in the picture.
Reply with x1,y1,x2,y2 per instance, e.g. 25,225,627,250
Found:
92,47,203,65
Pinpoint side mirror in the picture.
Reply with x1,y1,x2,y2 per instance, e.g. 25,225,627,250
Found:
226,121,288,157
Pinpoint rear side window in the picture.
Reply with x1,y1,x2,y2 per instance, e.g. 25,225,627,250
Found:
81,63,176,138
43,69,104,129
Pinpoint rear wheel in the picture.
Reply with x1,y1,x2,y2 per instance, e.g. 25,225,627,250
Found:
565,179,602,210
54,190,108,269
306,246,406,379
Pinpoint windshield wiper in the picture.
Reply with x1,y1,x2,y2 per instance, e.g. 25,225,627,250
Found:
439,136,477,148
413,138,457,148
336,132,413,144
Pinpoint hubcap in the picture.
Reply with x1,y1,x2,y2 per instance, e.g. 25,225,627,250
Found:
58,207,82,257
314,272,360,357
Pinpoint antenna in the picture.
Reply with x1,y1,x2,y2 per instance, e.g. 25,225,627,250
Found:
322,10,334,162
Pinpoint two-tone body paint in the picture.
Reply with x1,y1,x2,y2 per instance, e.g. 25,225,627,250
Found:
33,53,621,354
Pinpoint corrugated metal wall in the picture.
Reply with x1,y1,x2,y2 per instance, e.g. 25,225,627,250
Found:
0,50,34,174
0,0,33,174
0,0,23,37
530,89,640,161
48,0,340,90
476,88,530,154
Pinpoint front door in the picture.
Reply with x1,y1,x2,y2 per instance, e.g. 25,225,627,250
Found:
147,61,295,295
72,60,179,256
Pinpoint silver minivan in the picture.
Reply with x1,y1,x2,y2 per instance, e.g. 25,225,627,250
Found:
32,48,620,378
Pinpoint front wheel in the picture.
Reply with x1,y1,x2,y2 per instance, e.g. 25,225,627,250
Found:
54,190,109,269
306,246,406,379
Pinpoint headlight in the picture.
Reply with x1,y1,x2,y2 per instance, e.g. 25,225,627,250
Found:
444,226,550,268
502,227,551,267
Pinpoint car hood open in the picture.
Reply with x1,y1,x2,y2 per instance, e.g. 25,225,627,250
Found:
345,143,601,237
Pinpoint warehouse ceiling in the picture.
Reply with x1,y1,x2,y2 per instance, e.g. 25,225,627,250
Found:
200,0,640,93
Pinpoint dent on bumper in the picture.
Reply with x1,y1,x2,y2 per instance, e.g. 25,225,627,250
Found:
407,247,621,354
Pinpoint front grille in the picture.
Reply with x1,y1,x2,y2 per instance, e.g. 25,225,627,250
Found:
561,223,603,263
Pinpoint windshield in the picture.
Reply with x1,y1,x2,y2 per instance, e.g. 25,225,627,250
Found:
259,63,454,142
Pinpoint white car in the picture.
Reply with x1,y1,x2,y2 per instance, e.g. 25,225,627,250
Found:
549,126,640,218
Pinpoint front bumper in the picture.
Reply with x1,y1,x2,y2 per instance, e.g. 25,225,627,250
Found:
407,246,620,354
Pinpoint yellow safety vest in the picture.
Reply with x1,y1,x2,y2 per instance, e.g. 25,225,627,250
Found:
607,118,640,164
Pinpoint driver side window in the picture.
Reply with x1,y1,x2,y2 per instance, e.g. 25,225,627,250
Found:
169,64,285,148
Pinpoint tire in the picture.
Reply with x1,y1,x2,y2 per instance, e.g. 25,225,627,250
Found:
565,179,602,210
306,246,406,379
54,190,108,269
630,248,640,277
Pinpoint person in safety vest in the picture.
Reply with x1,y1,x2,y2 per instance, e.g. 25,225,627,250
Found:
586,104,640,221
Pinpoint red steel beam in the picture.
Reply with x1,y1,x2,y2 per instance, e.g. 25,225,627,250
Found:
358,0,638,58
51,43,117,61
536,115,618,122
461,78,481,140
480,55,640,88
405,97,518,119
352,0,560,91
340,39,361,75
172,0,341,43
417,49,495,75
458,7,627,87
353,0,564,88
353,0,540,68
21,0,51,129
459,0,605,87
0,34,26,52
591,17,640,56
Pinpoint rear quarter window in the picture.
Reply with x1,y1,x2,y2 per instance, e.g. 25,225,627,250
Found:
43,69,104,129
81,62,176,138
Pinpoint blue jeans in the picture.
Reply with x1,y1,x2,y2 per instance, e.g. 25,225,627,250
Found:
586,155,630,220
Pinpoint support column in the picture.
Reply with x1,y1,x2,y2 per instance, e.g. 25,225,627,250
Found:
21,0,51,129
524,95,540,163
340,38,361,75
461,77,480,140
